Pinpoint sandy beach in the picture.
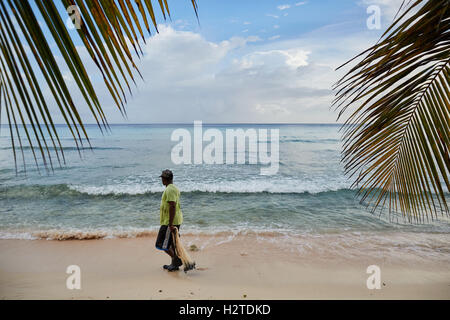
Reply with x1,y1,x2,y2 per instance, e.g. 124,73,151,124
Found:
1,235,449,300
0,0,449,305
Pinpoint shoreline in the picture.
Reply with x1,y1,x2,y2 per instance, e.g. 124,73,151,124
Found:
1,236,449,299
1,229,449,265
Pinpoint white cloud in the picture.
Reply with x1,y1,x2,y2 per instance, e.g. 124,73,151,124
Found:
277,4,291,11
269,35,281,41
238,49,309,70
273,25,280,29
117,26,337,123
173,19,192,30
266,14,279,19
295,2,307,6
243,21,251,25
38,23,384,125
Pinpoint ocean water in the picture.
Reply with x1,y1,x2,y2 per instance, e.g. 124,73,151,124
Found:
0,124,449,262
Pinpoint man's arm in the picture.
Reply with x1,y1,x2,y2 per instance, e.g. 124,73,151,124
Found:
168,201,176,231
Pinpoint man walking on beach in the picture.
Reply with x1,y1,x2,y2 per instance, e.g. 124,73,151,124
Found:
155,169,183,272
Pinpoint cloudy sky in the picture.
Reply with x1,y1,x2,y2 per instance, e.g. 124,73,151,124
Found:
31,0,406,124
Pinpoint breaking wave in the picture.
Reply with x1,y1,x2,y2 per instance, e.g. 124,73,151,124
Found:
1,180,352,198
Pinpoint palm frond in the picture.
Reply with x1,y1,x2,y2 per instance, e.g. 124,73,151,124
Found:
0,0,198,173
334,0,450,222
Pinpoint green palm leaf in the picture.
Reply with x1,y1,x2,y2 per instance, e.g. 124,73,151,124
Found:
334,0,450,222
0,0,198,173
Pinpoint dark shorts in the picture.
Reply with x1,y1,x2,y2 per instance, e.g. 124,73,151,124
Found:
155,225,180,251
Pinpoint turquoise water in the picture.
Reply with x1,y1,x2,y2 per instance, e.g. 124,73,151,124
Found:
0,124,449,261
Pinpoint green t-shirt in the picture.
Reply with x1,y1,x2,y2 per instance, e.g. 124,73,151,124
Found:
160,184,183,226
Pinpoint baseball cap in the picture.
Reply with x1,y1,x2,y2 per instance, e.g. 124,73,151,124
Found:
159,169,173,179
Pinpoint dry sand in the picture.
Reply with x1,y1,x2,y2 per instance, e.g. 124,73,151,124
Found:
0,235,449,299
